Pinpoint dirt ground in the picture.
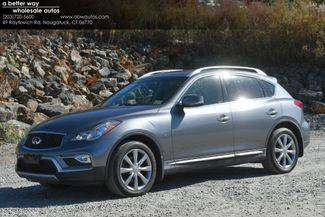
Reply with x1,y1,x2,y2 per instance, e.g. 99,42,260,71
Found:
0,132,324,217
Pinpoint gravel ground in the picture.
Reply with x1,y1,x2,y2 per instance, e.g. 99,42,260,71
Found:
0,132,324,217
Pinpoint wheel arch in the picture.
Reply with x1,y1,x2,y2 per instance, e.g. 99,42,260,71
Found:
106,132,164,182
267,119,304,157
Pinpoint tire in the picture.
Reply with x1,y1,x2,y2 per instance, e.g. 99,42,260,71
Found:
262,128,299,174
105,141,157,197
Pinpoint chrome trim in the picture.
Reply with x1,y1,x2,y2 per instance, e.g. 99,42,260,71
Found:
171,154,234,165
31,137,42,145
17,172,59,182
171,149,265,165
235,150,265,157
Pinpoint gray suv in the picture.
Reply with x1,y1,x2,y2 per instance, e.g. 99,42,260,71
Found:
16,66,310,197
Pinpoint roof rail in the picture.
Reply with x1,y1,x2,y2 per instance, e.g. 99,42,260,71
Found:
140,69,183,78
190,66,267,76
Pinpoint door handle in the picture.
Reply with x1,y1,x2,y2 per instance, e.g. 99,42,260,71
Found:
267,108,277,116
218,114,230,123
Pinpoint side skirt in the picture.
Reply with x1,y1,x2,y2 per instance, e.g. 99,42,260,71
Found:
164,149,266,175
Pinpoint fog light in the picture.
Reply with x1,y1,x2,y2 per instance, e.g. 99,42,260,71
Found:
74,154,92,164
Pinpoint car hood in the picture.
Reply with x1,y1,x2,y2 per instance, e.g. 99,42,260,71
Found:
31,105,159,134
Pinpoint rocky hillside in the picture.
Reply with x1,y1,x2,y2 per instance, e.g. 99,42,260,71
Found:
0,32,162,140
0,32,324,142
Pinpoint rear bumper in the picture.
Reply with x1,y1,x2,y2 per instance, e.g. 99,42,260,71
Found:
301,119,311,149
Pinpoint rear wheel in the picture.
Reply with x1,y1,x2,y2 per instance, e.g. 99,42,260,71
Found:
105,141,157,197
262,128,299,174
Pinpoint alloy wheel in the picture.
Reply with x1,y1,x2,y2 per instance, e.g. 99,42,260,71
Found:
119,149,152,191
274,134,297,170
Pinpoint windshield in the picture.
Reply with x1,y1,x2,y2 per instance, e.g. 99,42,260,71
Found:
103,76,187,107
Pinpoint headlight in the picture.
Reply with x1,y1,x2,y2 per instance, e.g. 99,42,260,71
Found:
72,120,121,141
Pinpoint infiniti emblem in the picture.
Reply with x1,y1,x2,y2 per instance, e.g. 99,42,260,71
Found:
32,137,42,145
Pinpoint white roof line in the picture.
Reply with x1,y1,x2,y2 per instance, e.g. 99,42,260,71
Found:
140,69,183,78
190,66,267,76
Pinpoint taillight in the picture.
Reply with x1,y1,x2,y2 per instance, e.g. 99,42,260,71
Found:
294,99,303,109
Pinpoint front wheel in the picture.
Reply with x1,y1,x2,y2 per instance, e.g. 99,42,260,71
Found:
262,128,299,174
105,141,157,197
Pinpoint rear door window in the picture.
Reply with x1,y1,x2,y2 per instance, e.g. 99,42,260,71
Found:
224,75,264,101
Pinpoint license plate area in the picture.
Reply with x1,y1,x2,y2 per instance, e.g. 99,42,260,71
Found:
23,154,40,164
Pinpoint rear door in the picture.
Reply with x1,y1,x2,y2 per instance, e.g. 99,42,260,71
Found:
222,73,280,154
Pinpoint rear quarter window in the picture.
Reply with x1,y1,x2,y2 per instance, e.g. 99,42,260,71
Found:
259,80,275,97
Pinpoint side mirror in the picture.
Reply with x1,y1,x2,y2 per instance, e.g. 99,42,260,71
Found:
180,95,204,107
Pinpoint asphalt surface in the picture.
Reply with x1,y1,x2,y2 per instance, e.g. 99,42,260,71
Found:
0,132,324,217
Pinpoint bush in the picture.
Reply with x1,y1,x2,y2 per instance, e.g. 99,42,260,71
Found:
0,121,29,144
91,0,325,66
1,0,324,66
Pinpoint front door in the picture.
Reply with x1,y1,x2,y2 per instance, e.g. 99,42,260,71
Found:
171,75,234,161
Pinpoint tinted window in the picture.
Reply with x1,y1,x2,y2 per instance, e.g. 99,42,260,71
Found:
103,76,187,107
259,80,275,97
184,76,223,105
225,75,264,101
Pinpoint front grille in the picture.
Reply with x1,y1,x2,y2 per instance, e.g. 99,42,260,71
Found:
17,159,57,175
24,133,64,149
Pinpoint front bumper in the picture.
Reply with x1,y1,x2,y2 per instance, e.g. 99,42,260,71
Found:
16,155,106,185
15,132,116,185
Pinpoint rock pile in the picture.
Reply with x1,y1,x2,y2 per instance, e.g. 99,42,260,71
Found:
0,33,161,136
0,32,324,142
